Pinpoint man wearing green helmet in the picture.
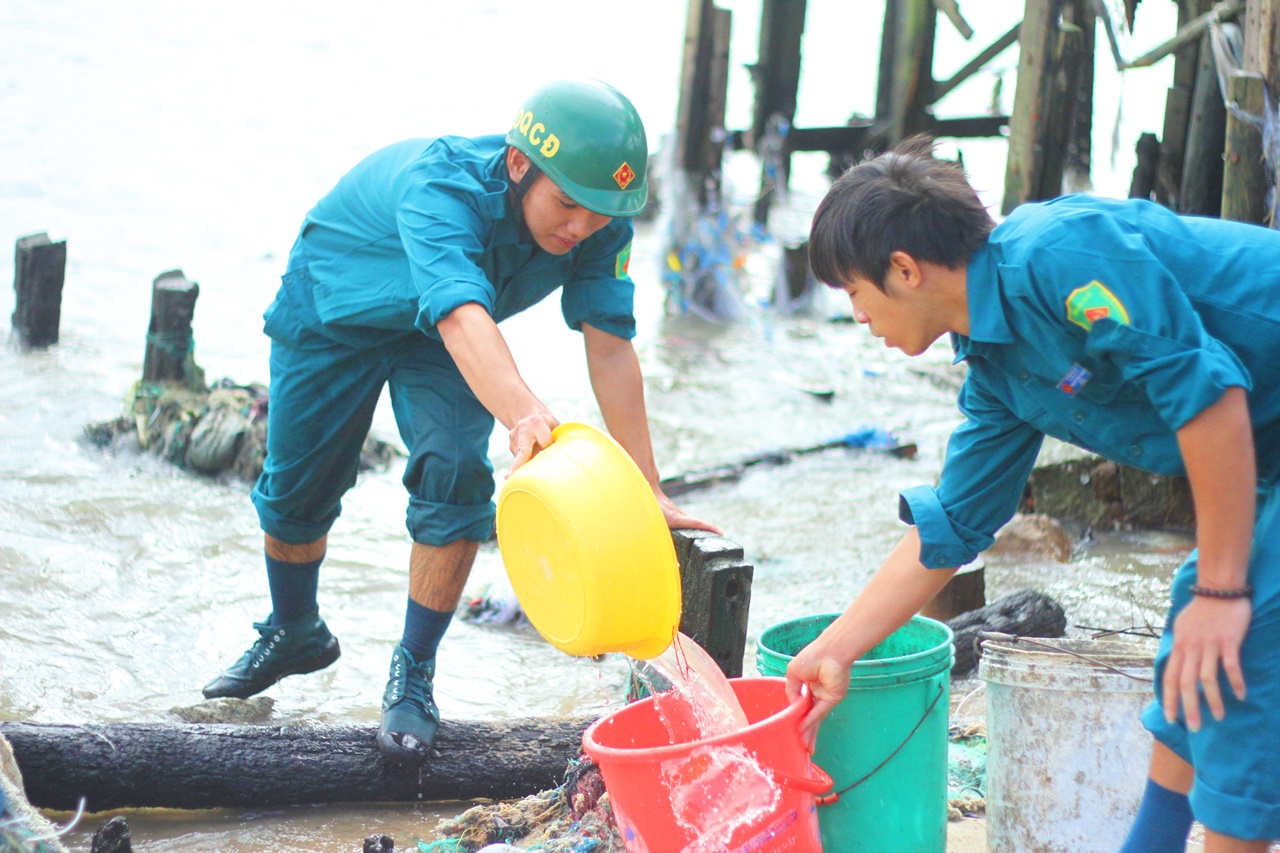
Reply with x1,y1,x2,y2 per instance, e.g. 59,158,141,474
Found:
201,79,718,768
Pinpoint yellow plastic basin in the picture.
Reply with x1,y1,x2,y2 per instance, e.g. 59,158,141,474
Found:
495,422,681,660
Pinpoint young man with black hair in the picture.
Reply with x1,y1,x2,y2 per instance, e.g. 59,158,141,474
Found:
790,136,1280,851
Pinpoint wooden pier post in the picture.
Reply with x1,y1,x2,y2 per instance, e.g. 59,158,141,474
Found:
1179,29,1227,216
1130,131,1163,199
1004,0,1096,213
1221,70,1268,222
141,269,202,388
751,0,806,223
11,232,66,349
674,0,732,209
885,0,938,146
1155,0,1217,209
672,530,753,678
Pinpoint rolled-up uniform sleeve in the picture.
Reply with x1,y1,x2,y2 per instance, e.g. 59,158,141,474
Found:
1038,212,1253,431
398,180,505,334
901,375,1045,568
561,220,637,340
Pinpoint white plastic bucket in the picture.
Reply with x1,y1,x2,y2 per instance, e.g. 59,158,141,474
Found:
978,632,1157,853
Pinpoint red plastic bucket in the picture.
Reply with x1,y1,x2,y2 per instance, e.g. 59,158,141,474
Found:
582,677,831,853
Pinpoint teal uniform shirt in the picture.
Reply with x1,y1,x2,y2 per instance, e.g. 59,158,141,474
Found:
273,134,637,346
900,195,1280,572
253,135,638,547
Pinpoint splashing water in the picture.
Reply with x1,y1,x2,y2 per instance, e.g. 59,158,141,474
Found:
663,743,781,853
629,633,779,852
631,632,750,742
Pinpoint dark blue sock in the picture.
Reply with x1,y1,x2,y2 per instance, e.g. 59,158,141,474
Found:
401,598,453,662
1118,777,1194,853
265,553,322,626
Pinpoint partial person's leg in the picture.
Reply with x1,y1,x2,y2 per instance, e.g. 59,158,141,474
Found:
1140,486,1280,847
376,539,481,762
1201,831,1269,853
376,335,496,764
1118,742,1195,853
204,300,388,699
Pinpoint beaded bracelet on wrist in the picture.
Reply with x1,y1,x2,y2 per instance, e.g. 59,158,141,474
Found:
1189,583,1254,599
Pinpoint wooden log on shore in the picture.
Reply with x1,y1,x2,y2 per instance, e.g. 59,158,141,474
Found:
2,715,593,812
12,232,66,349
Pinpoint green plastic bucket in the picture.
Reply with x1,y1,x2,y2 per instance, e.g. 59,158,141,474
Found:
757,614,954,853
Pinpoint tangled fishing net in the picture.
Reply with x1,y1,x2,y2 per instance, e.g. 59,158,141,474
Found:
0,735,68,853
418,757,622,853
85,378,401,482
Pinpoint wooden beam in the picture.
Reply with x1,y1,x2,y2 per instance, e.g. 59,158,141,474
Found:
750,0,807,145
777,115,1007,155
706,6,732,185
931,21,1022,105
1122,0,1245,68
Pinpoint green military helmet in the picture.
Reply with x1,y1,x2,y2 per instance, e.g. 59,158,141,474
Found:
506,79,648,218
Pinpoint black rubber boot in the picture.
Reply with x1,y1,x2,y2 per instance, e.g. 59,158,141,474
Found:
202,611,340,700
376,643,440,766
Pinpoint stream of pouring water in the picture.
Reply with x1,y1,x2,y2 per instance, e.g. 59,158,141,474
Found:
629,633,780,853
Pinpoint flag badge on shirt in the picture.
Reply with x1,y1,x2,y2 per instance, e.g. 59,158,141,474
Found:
1066,280,1130,331
615,242,632,279
1058,363,1092,394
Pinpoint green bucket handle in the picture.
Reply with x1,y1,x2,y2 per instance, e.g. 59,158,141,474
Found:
814,682,946,806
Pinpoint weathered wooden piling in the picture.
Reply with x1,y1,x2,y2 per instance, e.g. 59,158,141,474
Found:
674,0,733,209
673,529,753,678
750,0,805,223
1221,69,1268,222
141,269,202,388
1129,131,1163,199
1003,0,1096,212
1179,29,1227,216
11,232,66,349
672,0,1012,231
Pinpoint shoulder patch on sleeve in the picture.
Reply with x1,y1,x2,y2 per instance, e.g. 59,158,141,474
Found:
615,241,632,280
1066,280,1130,331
